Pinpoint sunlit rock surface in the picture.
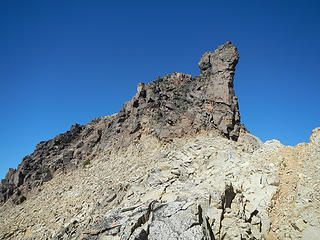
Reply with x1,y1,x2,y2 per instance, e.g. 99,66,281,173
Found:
1,43,319,240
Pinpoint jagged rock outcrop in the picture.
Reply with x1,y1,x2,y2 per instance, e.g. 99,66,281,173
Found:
1,42,317,240
0,122,103,204
0,42,242,205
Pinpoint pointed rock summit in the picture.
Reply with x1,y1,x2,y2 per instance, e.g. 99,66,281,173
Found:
0,42,242,205
109,41,241,145
198,41,240,137
1,42,319,240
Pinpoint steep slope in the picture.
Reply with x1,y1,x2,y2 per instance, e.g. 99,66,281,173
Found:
0,42,242,206
1,42,319,240
1,128,319,239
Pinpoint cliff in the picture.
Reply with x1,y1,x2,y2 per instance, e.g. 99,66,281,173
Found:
0,42,242,205
1,42,319,240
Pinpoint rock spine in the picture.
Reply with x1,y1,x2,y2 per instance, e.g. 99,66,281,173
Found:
0,42,242,205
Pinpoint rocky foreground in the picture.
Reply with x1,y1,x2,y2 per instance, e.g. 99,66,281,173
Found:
0,42,319,239
1,128,320,240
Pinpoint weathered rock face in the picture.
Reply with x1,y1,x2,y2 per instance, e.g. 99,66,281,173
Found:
0,42,242,205
0,42,319,240
100,42,241,150
198,42,240,138
0,122,104,205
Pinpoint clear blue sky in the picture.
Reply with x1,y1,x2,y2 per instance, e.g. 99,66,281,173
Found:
1,0,319,179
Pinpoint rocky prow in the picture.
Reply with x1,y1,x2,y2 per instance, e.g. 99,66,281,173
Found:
0,41,242,205
199,41,239,76
198,41,240,138
102,41,241,147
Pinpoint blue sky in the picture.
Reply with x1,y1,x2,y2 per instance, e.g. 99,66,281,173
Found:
0,0,319,179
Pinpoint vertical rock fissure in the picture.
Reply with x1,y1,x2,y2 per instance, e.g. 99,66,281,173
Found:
198,205,215,240
218,183,237,238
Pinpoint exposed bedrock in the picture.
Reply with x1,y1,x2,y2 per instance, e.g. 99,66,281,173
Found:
0,41,242,205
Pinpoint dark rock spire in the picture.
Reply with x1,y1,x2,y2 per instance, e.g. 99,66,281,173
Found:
0,41,243,205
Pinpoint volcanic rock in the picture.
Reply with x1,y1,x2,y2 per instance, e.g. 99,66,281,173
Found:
0,41,241,205
0,42,318,240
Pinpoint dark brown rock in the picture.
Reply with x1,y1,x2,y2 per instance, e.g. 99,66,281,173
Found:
0,41,243,205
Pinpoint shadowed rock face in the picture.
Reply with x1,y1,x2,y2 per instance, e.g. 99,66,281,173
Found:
0,41,242,205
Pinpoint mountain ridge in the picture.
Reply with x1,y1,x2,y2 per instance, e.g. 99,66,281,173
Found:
0,41,243,206
1,42,319,240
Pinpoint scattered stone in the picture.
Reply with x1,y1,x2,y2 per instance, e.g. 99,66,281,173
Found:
0,42,319,240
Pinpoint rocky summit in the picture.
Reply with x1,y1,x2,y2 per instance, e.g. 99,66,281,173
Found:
0,42,241,206
0,42,319,240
